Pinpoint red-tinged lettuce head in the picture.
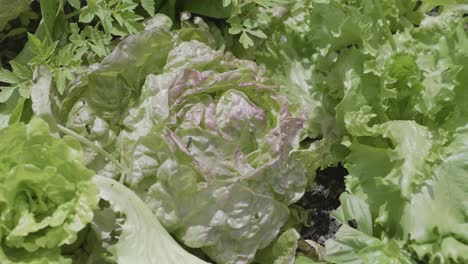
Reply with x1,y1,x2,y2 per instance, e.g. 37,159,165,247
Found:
117,39,308,263
63,14,309,263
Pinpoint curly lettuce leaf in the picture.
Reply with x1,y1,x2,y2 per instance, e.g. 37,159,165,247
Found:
261,2,468,263
327,126,468,264
400,125,468,263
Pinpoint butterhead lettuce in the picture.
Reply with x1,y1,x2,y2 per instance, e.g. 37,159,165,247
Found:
59,14,310,263
120,42,306,263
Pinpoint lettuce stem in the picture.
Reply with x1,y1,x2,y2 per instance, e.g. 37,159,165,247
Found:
57,124,128,183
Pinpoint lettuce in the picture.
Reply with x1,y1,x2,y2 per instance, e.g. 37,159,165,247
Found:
0,118,99,263
1,0,467,263
327,5,468,262
114,22,307,263
242,1,468,263
58,13,309,263
326,125,468,263
401,125,468,262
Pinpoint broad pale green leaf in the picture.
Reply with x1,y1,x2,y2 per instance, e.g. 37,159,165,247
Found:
93,175,209,264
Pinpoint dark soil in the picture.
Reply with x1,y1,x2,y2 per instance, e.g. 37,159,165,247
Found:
298,165,347,245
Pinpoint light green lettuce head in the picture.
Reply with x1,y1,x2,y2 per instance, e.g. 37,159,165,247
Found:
318,3,468,263
0,118,99,263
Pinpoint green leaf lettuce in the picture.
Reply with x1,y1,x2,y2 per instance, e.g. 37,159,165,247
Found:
0,118,99,263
